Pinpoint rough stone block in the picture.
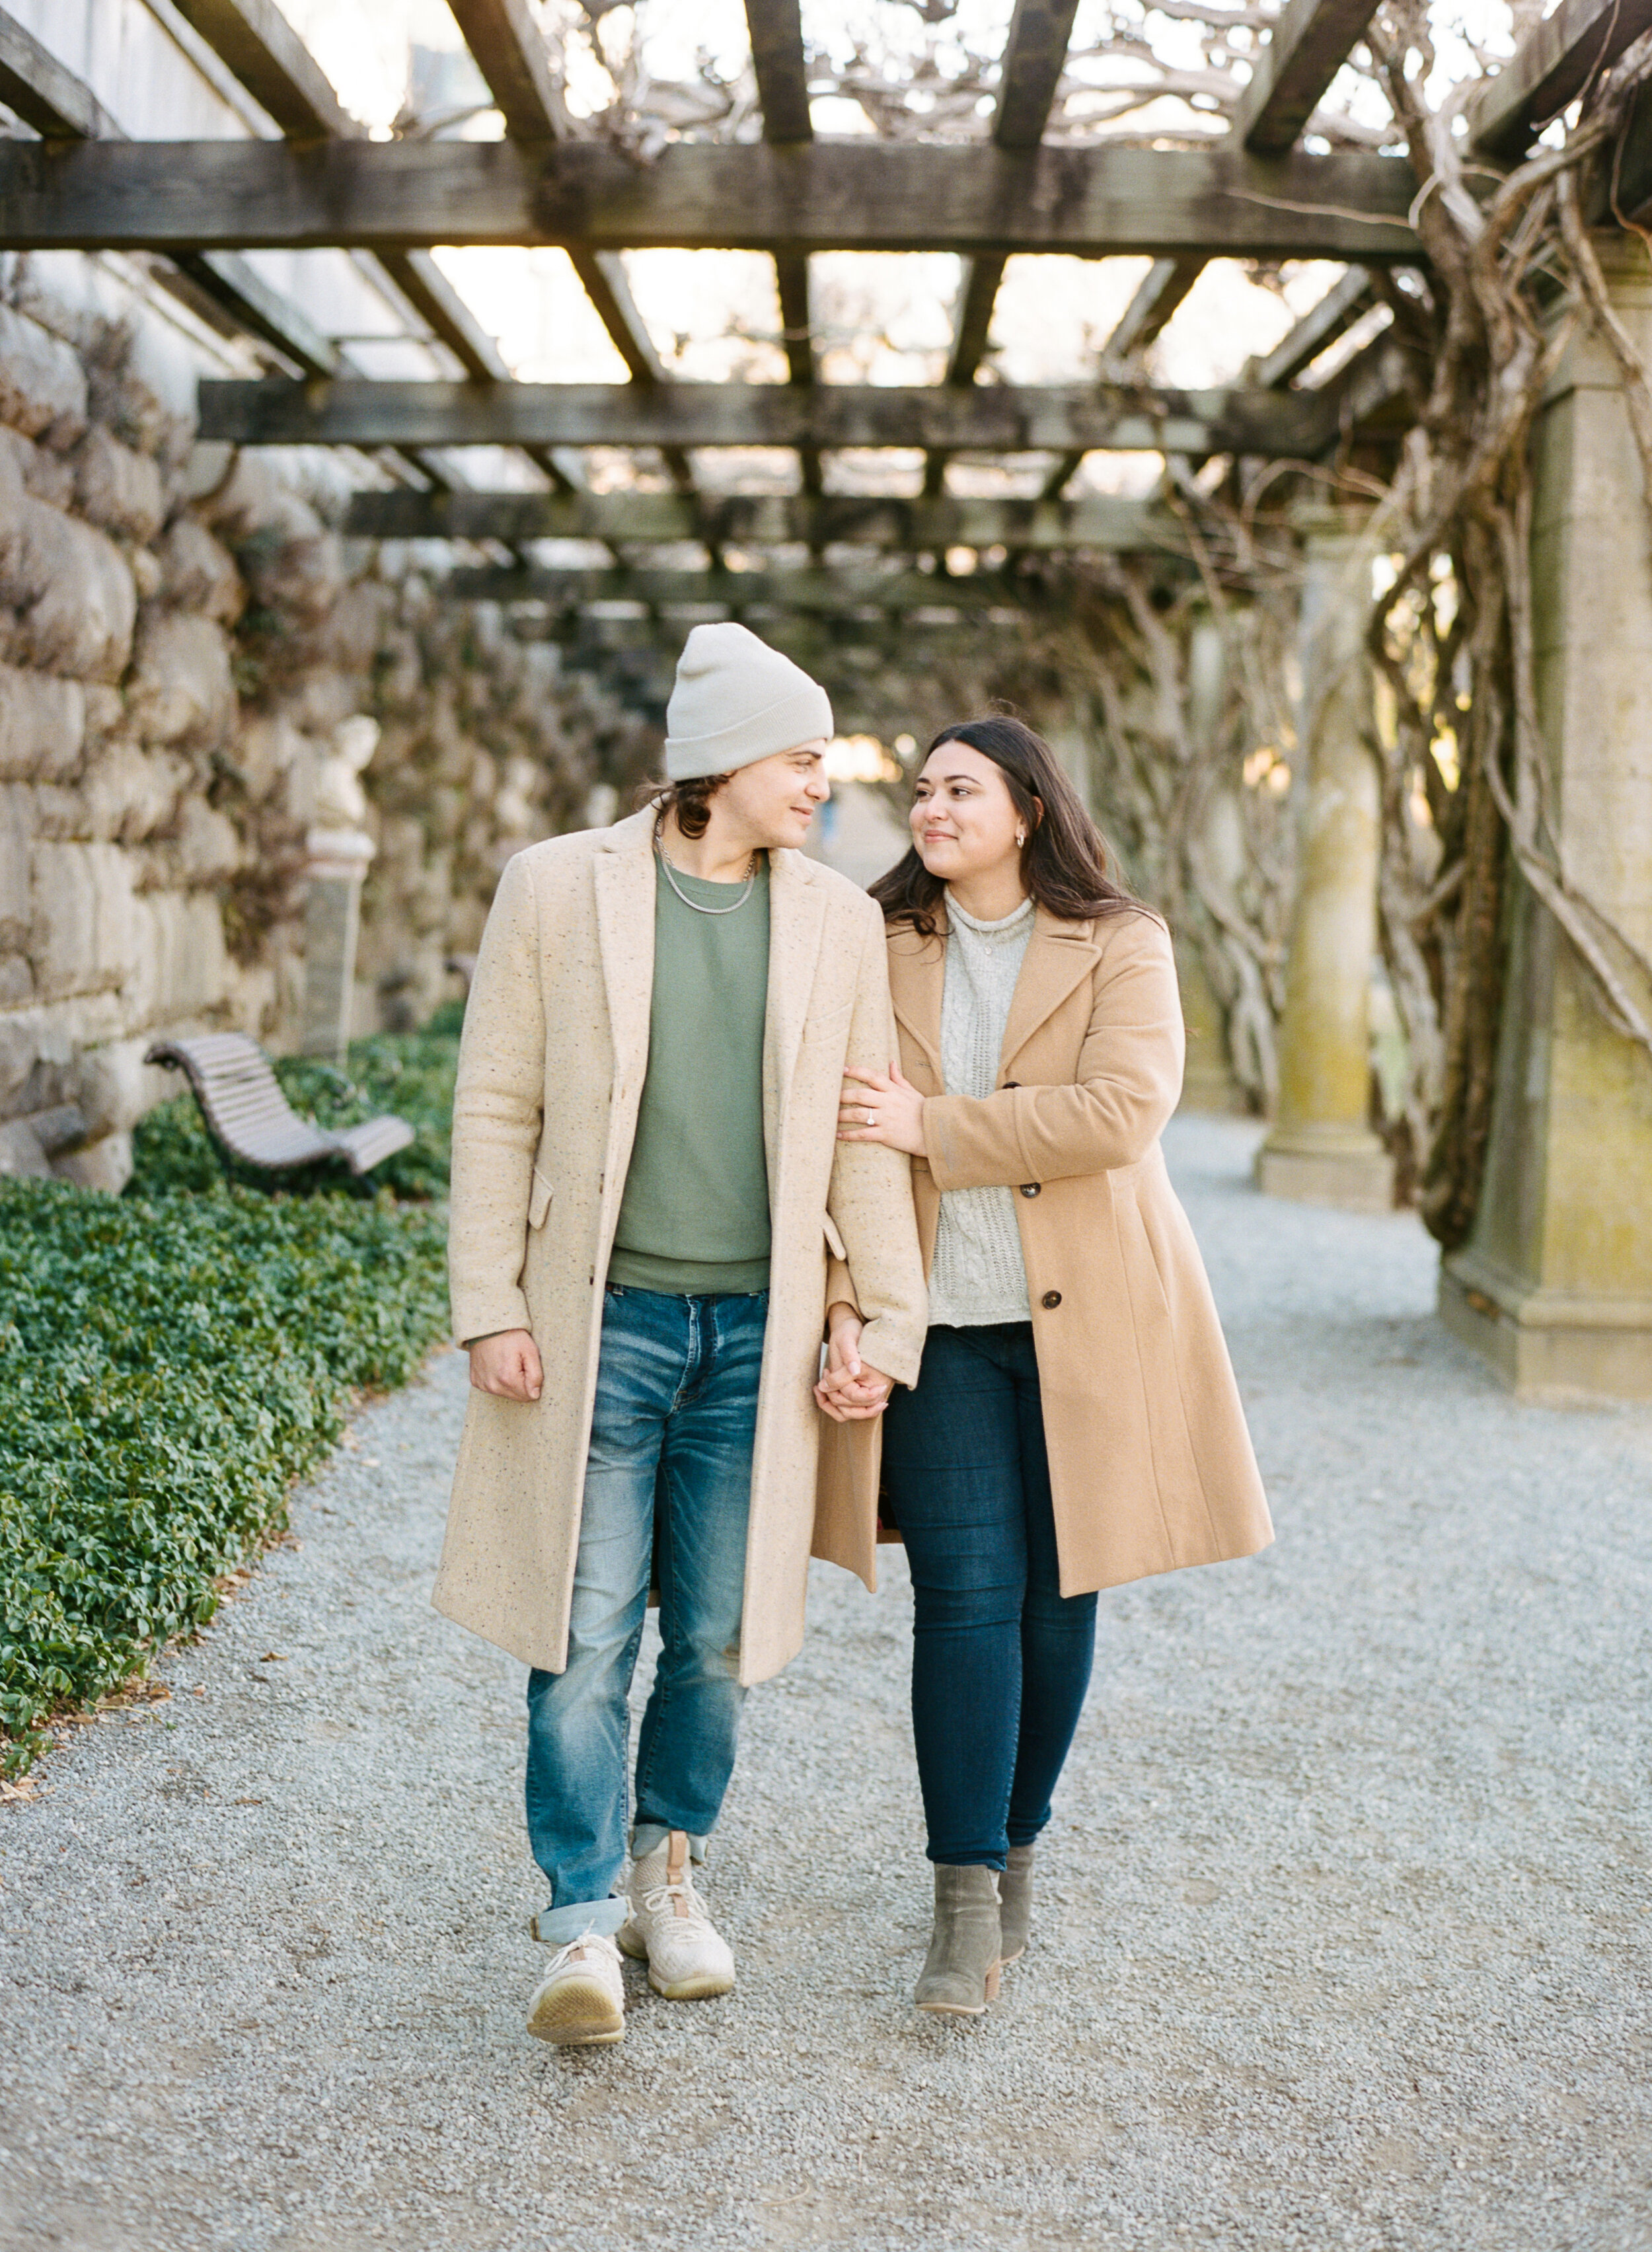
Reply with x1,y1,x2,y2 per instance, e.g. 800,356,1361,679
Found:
129,892,228,1024
0,1116,50,1176
0,782,30,946
126,611,235,751
75,1035,172,1134
73,426,165,544
0,500,137,681
155,515,244,623
31,839,138,1000
0,305,89,446
81,739,188,845
52,1128,133,1194
0,667,85,782
173,796,242,883
0,954,30,1007
235,712,307,802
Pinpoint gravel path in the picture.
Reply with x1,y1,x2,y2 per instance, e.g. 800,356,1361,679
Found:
5,1115,1651,2252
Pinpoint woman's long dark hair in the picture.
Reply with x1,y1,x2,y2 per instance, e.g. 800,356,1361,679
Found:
868,716,1143,936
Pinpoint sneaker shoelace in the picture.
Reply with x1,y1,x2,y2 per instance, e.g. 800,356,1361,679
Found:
638,1875,716,1938
547,1928,611,1976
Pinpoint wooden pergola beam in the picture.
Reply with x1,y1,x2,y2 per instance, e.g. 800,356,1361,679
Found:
1470,0,1652,159
927,0,1082,496
343,486,1183,552
1251,264,1372,387
201,376,1337,455
0,5,344,376
0,11,120,137
744,0,813,145
1102,255,1205,365
165,0,356,137
443,0,691,496
0,138,1420,260
443,565,1020,610
743,1,820,496
1232,0,1382,155
159,0,585,492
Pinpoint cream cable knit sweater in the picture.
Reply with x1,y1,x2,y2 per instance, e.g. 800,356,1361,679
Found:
927,891,1035,1327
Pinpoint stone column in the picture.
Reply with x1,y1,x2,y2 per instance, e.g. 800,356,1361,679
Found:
1255,511,1394,1211
1439,239,1652,1400
300,718,379,1064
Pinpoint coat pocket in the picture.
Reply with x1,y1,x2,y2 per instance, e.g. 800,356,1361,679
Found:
528,1166,555,1230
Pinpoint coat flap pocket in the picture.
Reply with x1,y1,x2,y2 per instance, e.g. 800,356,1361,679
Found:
823,1211,848,1261
528,1167,554,1230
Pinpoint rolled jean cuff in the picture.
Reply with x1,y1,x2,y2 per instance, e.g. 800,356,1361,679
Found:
631,1823,708,1863
530,1895,629,1946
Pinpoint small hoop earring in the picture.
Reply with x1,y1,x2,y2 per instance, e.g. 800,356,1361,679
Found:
1016,829,1027,847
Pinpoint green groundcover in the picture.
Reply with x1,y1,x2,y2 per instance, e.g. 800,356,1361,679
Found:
0,1010,461,1778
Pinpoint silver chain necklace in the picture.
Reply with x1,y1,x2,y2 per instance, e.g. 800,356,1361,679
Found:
655,833,759,916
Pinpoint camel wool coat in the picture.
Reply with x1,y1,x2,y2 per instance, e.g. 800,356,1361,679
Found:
814,900,1272,1596
433,807,927,1687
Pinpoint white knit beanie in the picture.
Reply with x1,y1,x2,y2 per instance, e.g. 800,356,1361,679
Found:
663,622,833,781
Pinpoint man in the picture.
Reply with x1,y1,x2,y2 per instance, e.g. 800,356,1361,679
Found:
435,622,926,2047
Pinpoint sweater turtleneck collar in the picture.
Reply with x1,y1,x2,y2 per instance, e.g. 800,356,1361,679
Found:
944,889,1035,939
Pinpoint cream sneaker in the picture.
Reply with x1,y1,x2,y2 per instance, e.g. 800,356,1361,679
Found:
525,1929,625,2046
617,1830,735,2000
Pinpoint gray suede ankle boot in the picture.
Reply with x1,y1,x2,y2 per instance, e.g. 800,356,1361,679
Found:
914,1864,1002,2016
998,1844,1034,1965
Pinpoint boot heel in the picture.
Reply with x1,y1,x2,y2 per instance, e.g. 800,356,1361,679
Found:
985,1961,1002,2002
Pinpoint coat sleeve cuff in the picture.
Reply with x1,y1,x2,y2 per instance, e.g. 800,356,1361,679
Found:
451,1289,532,1348
825,1256,860,1320
853,1312,924,1391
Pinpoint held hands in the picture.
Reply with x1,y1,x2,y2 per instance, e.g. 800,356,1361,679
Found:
814,1303,895,1423
469,1328,543,1402
837,1062,927,1156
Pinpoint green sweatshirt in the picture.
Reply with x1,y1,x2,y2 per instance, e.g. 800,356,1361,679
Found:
607,855,772,1295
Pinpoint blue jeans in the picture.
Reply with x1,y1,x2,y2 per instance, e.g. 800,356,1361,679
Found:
880,1322,1099,1869
526,1283,767,1944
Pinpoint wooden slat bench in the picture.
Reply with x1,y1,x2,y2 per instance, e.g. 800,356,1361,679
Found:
144,1034,415,1180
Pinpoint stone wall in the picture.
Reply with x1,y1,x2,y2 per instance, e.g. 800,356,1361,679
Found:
0,295,656,1191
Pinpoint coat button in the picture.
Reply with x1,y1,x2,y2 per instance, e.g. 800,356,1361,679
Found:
1019,1182,1040,1197
1041,1290,1062,1309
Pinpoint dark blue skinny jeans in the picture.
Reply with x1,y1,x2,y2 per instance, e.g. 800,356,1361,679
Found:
880,1322,1098,1869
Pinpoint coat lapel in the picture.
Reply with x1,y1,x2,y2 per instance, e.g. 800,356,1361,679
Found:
999,910,1103,1079
591,809,657,1096
887,916,947,1090
764,849,828,1178
889,901,1102,1089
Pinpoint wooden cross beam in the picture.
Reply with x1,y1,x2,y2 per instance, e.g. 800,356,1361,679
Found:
343,486,1183,552
743,0,820,495
926,0,1083,498
1232,0,1383,154
0,5,341,377
1043,253,1205,496
1250,265,1373,388
440,565,1022,611
159,0,580,494
444,0,694,496
200,377,1339,456
0,138,1420,261
1470,0,1652,159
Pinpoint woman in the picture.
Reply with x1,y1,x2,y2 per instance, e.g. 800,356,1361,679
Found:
816,716,1272,2018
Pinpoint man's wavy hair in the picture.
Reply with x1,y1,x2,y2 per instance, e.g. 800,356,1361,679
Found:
869,714,1146,938
633,771,733,841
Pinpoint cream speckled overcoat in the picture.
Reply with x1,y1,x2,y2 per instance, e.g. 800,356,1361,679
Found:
433,807,927,1687
815,901,1272,1597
